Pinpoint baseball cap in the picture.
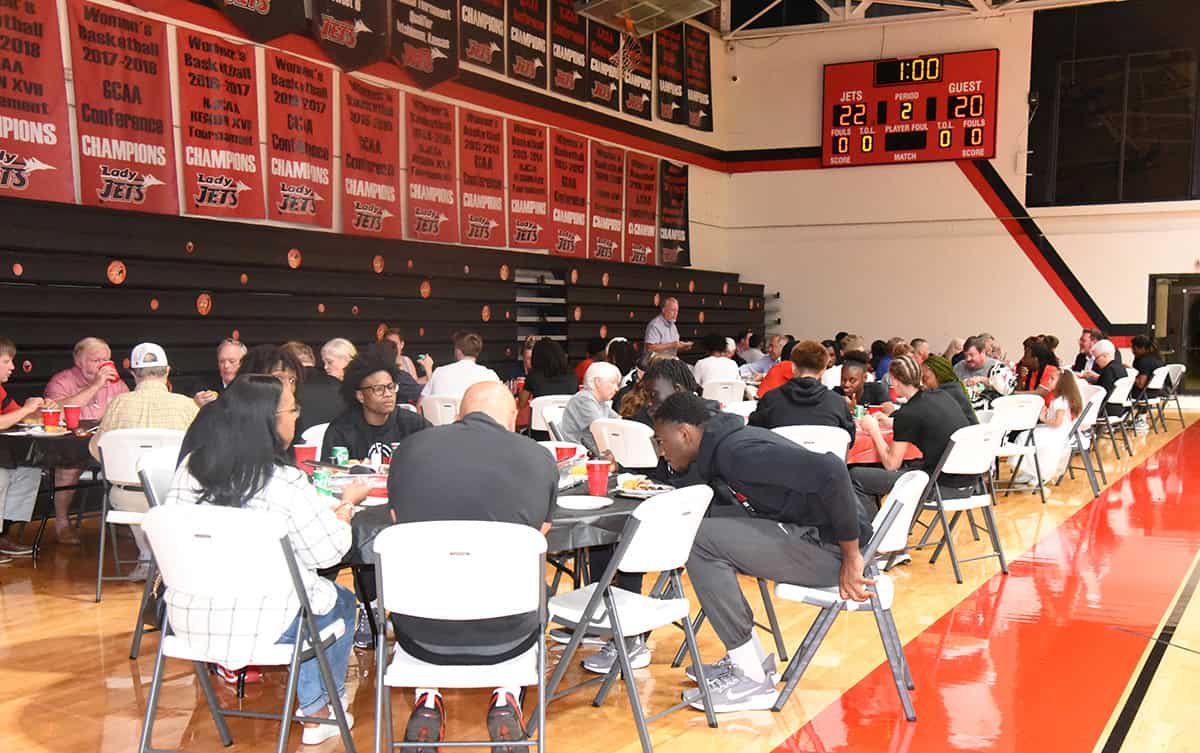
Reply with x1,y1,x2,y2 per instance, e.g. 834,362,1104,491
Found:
130,343,168,369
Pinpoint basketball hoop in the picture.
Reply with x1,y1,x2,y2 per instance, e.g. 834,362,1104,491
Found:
609,16,642,77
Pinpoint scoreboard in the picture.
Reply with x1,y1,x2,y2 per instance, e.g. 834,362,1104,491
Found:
821,49,999,168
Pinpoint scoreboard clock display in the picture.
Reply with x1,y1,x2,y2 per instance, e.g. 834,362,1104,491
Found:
821,49,999,168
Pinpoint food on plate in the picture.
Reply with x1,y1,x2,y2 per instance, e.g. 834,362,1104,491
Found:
568,464,587,476
40,426,68,434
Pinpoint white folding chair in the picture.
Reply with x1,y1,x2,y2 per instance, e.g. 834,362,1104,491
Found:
1160,364,1187,427
531,395,574,432
701,380,747,405
419,395,461,426
1057,395,1103,498
589,418,659,469
1125,366,1139,381
129,446,181,659
137,505,353,753
397,403,419,413
543,405,567,442
95,429,184,603
300,422,329,455
912,424,1009,584
1070,385,1110,491
771,425,852,460
1133,366,1170,434
723,400,757,423
372,521,548,753
1095,376,1135,458
989,394,1047,503
772,470,928,720
539,486,717,753
821,365,842,390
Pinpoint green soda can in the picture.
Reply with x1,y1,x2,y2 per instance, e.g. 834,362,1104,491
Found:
311,468,332,496
331,446,350,465
854,405,867,419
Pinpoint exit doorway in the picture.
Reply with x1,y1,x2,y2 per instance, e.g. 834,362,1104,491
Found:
1149,274,1200,393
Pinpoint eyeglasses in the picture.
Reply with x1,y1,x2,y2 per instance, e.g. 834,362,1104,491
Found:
360,382,399,397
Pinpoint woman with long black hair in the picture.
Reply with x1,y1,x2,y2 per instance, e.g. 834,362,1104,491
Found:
164,374,368,746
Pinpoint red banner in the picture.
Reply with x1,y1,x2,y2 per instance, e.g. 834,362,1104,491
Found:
458,108,506,246
341,74,401,238
264,50,333,227
69,2,176,214
0,0,73,203
507,120,548,250
548,129,587,257
623,153,657,265
588,140,623,262
405,94,458,243
176,29,263,220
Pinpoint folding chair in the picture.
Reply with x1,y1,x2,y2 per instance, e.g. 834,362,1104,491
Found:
771,470,928,719
537,485,717,753
1159,364,1187,428
701,380,747,405
722,401,757,423
771,425,851,459
129,446,179,660
1094,376,1135,459
137,505,354,753
590,418,658,468
419,395,460,426
95,429,184,603
990,394,1047,503
1133,366,1171,434
543,405,566,442
300,422,330,454
1057,396,1103,498
531,395,574,433
372,520,547,753
913,424,1009,584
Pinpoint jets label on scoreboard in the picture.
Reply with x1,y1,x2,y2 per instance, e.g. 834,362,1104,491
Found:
821,49,999,168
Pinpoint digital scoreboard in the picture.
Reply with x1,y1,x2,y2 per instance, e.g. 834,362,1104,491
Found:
821,49,999,168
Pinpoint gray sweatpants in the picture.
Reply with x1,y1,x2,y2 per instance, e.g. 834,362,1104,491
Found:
686,516,843,650
0,466,41,523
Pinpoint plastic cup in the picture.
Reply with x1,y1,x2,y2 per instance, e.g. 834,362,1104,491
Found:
41,408,62,427
63,405,81,429
99,360,119,383
867,405,884,415
586,459,611,497
293,444,318,466
554,445,576,462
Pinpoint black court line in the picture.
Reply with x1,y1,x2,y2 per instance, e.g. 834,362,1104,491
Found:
1099,552,1200,753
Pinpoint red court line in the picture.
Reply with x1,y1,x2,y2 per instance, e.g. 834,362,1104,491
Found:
771,423,1200,753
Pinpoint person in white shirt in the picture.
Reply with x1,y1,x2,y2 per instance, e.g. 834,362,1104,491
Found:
693,333,742,387
735,330,764,365
419,331,500,401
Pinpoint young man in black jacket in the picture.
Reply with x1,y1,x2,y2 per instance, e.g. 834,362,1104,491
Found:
323,353,430,464
653,393,873,712
749,340,856,440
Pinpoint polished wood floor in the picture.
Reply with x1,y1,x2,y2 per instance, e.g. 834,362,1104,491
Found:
0,416,1193,753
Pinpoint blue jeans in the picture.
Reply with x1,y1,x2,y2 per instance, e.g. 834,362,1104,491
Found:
277,583,356,716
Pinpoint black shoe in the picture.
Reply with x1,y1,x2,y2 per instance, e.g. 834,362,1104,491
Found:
404,691,444,753
486,690,525,753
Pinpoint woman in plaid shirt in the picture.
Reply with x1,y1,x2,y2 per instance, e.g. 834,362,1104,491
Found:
164,374,369,746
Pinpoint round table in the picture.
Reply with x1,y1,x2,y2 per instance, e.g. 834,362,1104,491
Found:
846,424,923,466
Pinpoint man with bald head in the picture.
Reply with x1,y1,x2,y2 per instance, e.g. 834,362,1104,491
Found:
385,381,555,751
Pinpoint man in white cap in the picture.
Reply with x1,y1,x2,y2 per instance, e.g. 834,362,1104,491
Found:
89,343,199,576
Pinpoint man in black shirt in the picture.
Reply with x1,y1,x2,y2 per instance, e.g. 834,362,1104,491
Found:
283,341,349,437
1130,335,1165,400
653,393,872,713
323,353,429,463
1091,339,1128,416
387,382,555,753
749,340,856,440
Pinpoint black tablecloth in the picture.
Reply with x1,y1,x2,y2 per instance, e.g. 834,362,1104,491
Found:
0,421,99,469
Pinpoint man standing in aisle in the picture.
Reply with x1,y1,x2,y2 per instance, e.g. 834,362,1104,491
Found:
644,297,692,357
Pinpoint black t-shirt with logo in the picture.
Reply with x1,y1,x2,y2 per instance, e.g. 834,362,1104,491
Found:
892,388,973,486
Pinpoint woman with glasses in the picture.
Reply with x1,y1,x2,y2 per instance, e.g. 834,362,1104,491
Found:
164,374,370,745
321,352,430,465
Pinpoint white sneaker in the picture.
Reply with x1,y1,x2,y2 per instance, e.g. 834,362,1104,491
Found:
301,706,354,745
582,637,651,674
683,666,778,713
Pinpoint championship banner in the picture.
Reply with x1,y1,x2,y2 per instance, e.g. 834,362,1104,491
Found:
623,153,657,265
507,119,548,251
684,25,712,132
507,0,547,88
176,29,263,220
393,0,457,89
548,129,586,257
405,94,458,243
69,2,177,214
621,42,652,121
0,0,73,203
654,25,686,125
586,21,619,111
458,108,505,246
313,0,390,70
587,140,623,262
548,0,586,101
459,0,504,74
264,50,333,227
658,159,689,267
341,74,401,238
219,0,308,43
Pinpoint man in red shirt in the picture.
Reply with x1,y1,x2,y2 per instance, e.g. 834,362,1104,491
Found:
0,337,55,558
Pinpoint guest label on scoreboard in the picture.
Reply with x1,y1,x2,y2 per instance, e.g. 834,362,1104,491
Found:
821,49,999,168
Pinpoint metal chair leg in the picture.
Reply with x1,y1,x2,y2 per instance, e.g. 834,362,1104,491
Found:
95,490,110,603
130,561,158,659
604,591,653,753
756,578,789,663
772,606,840,711
981,504,1008,574
194,661,234,746
274,637,304,753
872,602,915,721
136,637,168,753
671,610,706,668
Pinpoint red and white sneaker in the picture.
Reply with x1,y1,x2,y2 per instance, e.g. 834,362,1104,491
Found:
404,690,444,753
486,689,526,753
213,665,263,685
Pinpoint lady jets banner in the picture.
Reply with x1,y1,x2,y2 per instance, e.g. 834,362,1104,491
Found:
405,94,459,243
264,50,334,227
341,74,401,238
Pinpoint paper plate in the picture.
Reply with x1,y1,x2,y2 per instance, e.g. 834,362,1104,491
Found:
557,495,613,511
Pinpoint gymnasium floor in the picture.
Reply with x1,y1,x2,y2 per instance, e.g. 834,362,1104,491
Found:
0,415,1195,753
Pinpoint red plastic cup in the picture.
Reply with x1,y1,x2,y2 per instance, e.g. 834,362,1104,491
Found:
99,360,119,383
293,444,318,467
554,445,576,462
41,408,62,427
586,459,611,497
63,405,81,429
867,405,885,415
